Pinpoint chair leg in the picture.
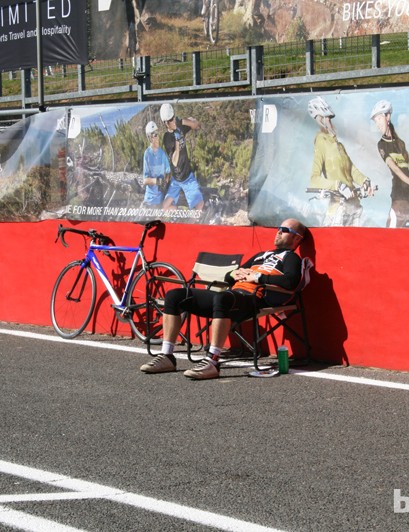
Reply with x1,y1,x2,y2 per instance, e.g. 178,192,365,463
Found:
186,314,206,362
252,316,262,371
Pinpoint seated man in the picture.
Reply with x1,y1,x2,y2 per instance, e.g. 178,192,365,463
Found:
140,218,306,380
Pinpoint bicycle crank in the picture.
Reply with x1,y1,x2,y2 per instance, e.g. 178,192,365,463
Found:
112,305,133,323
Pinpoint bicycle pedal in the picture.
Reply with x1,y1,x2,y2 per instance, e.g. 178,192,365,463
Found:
112,305,132,322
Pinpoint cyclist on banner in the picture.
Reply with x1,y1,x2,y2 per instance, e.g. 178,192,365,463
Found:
371,99,409,228
160,103,204,212
142,121,171,207
307,96,375,226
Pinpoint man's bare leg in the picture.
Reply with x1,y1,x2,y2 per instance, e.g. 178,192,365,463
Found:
162,313,181,344
209,318,231,353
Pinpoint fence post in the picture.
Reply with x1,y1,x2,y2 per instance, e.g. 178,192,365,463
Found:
21,69,32,108
133,55,151,101
306,40,314,76
143,56,151,91
372,34,380,68
251,45,263,96
193,52,201,86
77,64,86,91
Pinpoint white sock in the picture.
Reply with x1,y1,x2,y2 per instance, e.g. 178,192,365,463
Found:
208,346,222,362
162,341,175,355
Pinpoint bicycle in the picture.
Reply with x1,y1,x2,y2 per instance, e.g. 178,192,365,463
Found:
306,183,378,202
202,0,220,45
306,184,378,226
50,220,185,343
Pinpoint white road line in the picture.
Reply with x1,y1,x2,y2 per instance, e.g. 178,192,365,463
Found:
0,460,283,532
1,327,408,391
0,328,151,354
0,504,86,532
292,369,409,390
0,492,109,503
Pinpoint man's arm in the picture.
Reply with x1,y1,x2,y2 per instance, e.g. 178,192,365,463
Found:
143,151,156,185
386,157,409,186
265,253,302,290
182,117,200,130
225,252,302,290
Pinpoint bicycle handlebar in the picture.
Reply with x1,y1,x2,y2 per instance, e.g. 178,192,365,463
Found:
306,185,378,199
55,224,109,248
55,220,164,248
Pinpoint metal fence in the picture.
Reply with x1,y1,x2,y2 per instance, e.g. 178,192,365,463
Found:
1,31,409,115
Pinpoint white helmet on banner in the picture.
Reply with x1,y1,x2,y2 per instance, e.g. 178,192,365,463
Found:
145,120,158,138
160,103,174,122
308,96,335,119
370,100,392,119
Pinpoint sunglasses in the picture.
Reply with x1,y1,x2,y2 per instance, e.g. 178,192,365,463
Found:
166,116,175,123
150,133,158,138
278,226,302,238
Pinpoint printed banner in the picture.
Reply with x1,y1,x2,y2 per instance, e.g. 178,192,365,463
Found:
90,0,409,60
2,90,409,227
248,89,409,228
0,100,255,225
0,109,66,221
0,0,87,71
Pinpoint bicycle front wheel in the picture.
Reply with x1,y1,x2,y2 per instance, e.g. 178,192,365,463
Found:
127,262,185,344
50,260,97,339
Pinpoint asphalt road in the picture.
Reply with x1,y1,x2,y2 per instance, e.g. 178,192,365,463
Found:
1,322,409,532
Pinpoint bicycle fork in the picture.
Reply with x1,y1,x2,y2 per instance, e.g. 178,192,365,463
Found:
67,260,91,302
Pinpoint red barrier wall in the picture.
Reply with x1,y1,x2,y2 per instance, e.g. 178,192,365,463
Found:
0,220,407,371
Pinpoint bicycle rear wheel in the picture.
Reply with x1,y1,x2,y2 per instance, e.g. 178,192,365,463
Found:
209,0,219,44
50,260,97,339
127,262,185,344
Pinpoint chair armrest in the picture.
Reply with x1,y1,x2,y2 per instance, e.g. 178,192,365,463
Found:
150,276,186,286
192,279,230,290
262,283,295,295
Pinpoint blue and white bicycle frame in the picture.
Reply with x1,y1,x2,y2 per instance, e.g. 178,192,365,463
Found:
83,242,145,313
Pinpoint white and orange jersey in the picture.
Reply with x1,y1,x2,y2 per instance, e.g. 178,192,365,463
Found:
232,250,288,297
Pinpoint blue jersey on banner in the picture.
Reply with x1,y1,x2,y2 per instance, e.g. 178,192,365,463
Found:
143,146,170,205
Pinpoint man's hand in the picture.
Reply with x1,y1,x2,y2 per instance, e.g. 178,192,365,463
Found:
338,183,354,199
361,179,375,197
231,268,258,283
182,117,200,130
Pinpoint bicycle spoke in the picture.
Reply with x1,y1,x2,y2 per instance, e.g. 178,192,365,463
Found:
127,262,185,344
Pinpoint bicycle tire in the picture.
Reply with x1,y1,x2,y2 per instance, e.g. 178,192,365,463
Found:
209,0,219,44
127,262,185,344
50,260,97,339
203,13,209,38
